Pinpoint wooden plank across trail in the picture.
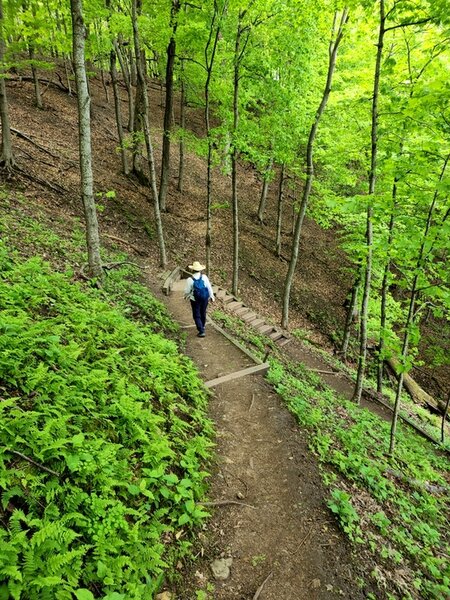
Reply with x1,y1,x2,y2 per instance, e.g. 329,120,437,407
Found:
204,363,270,388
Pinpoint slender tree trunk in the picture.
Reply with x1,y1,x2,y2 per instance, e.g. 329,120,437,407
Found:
205,1,225,274
110,47,129,175
64,55,73,96
128,46,137,87
377,185,397,392
29,44,43,109
131,52,146,175
231,15,244,297
281,9,348,328
275,164,285,257
352,0,385,404
0,0,14,170
159,0,180,212
100,68,109,104
257,157,273,223
341,268,361,360
70,0,102,279
114,38,134,131
131,0,166,267
389,154,449,455
177,65,185,193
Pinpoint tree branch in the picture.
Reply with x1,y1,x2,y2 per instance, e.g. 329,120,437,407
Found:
385,18,431,32
10,450,60,477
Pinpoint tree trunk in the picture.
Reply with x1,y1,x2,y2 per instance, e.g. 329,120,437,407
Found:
352,0,385,404
204,2,225,274
131,51,146,175
0,0,15,169
177,66,185,193
281,9,348,328
128,46,137,87
110,47,129,175
70,0,102,279
275,164,285,257
100,68,109,104
352,209,372,403
131,0,166,267
64,55,73,96
341,268,361,360
159,0,180,212
386,359,448,416
231,15,244,297
377,186,397,392
257,158,273,223
113,38,134,132
29,44,43,109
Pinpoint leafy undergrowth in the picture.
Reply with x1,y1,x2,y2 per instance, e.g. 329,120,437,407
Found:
290,329,450,446
213,309,450,600
0,192,213,599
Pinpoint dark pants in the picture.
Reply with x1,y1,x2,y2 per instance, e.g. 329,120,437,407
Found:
190,298,209,334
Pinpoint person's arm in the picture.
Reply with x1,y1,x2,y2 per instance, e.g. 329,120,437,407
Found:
184,277,193,299
204,275,215,301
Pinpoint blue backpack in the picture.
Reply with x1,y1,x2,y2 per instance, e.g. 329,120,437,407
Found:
192,275,209,301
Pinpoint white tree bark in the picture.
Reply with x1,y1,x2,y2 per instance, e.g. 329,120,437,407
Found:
0,0,15,169
70,0,102,279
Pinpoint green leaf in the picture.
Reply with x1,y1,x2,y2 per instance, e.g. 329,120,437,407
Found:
75,590,95,600
178,513,190,526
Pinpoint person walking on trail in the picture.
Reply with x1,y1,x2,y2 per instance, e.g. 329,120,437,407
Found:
184,261,215,337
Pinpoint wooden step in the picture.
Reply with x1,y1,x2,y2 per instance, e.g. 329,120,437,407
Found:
277,337,292,347
250,318,266,328
222,294,236,304
204,363,270,388
235,307,251,317
242,311,258,322
216,289,227,299
212,285,220,294
227,301,244,311
269,331,284,341
257,324,275,335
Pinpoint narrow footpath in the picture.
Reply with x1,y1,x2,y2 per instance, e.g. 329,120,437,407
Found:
163,283,371,600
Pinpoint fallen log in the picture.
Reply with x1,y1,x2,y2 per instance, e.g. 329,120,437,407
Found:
386,358,447,416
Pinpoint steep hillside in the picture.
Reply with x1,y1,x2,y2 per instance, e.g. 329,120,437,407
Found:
4,66,448,402
7,68,349,335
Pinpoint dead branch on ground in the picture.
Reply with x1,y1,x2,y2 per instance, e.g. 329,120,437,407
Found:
11,128,61,160
103,234,147,256
16,166,68,193
10,450,60,477
253,572,273,600
199,499,255,509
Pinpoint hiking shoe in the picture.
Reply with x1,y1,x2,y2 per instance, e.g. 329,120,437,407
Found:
197,332,206,337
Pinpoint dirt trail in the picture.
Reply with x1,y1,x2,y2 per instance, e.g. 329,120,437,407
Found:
164,287,370,600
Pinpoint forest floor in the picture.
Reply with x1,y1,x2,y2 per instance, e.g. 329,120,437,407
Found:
3,68,448,599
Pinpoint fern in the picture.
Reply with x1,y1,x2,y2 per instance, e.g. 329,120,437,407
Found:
0,219,212,600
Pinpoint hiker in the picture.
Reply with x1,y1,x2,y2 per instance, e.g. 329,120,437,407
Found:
184,261,215,337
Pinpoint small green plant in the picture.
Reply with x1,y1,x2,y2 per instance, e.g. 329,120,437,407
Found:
251,554,267,567
327,489,362,542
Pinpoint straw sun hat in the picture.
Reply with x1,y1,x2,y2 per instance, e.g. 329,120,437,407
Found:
189,261,206,272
